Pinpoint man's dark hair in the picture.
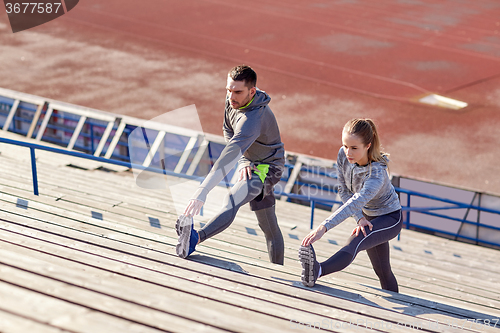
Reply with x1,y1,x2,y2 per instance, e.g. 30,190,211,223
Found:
228,65,257,88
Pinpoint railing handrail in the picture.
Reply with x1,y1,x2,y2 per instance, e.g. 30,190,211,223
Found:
0,136,206,184
3,134,500,218
395,187,500,215
0,136,331,213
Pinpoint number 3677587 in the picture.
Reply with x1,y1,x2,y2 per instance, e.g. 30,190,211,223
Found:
5,3,62,14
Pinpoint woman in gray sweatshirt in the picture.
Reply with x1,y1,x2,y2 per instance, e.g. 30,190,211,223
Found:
299,118,402,292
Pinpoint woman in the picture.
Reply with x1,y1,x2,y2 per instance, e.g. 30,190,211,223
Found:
299,118,402,292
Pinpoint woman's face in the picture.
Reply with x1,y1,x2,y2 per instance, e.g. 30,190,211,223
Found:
342,132,371,166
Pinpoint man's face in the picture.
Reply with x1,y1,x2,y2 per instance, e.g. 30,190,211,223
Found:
226,76,256,109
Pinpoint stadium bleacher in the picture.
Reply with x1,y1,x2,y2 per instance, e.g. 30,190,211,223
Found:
0,129,499,332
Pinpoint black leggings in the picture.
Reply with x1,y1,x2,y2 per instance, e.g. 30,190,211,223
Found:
198,176,285,265
320,210,402,292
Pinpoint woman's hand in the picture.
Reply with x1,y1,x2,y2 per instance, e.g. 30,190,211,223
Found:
351,217,373,237
301,225,327,246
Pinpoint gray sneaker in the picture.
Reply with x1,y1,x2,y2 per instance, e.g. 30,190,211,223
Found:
299,245,320,287
175,215,199,258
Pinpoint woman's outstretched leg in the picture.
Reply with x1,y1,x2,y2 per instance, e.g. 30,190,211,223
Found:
299,210,402,287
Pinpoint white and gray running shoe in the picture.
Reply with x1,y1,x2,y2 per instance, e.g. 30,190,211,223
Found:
175,215,199,258
298,245,320,287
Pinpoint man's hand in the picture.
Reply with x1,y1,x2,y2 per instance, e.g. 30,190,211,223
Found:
301,225,327,246
238,165,256,181
351,217,373,237
184,199,204,217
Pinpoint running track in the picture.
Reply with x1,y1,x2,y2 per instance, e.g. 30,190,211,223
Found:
1,0,500,194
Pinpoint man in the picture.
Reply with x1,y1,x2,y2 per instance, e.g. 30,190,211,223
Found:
176,65,285,264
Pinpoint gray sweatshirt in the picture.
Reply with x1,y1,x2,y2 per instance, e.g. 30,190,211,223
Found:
192,89,285,203
321,147,401,231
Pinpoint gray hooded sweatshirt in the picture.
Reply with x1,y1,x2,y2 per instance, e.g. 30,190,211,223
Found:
192,89,285,203
321,147,401,231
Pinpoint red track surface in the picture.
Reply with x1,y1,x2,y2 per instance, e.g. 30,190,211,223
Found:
1,0,500,194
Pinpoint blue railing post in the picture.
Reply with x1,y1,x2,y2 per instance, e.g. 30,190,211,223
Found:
310,200,315,229
90,124,95,154
30,147,39,196
406,193,411,229
199,180,204,217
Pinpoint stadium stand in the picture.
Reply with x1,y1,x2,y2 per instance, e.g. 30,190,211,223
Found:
0,129,499,333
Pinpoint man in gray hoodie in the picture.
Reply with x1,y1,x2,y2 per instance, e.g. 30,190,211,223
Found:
176,65,285,264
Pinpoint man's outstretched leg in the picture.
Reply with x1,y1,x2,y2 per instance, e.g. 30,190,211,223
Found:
175,214,199,258
176,176,263,258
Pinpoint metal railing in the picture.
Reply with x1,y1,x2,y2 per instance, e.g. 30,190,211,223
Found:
279,162,500,248
396,187,500,247
299,186,500,248
1,136,500,248
0,136,311,217
0,137,203,195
